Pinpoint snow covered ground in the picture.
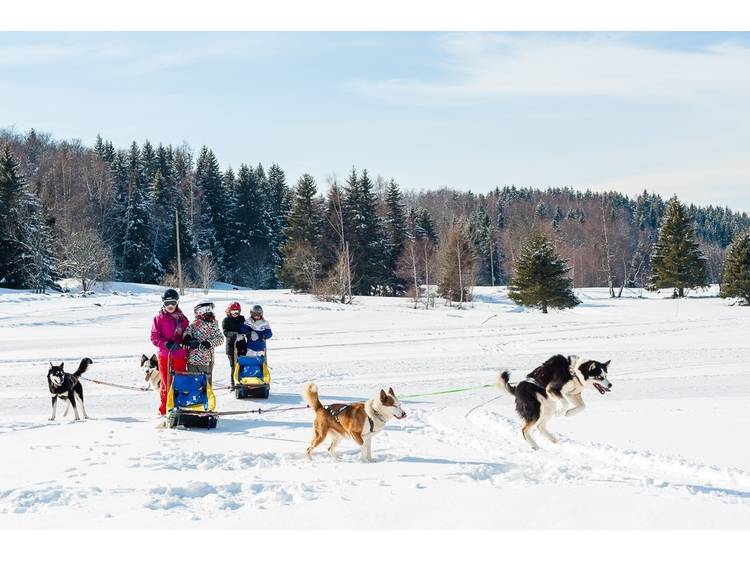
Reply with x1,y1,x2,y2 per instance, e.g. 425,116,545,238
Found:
1,283,749,529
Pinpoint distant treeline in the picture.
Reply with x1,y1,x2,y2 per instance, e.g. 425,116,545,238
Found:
1,127,748,296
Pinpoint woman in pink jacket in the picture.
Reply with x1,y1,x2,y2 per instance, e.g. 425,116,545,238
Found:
150,288,189,416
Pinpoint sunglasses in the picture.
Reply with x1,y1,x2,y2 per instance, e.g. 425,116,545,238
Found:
230,310,240,314
164,300,178,307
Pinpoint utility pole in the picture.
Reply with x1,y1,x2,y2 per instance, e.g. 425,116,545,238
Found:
176,209,184,296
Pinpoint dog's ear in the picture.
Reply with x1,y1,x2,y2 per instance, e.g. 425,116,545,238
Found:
60,362,64,370
388,387,396,397
141,354,148,363
151,353,157,362
603,360,611,369
50,362,54,368
589,362,597,372
379,389,388,402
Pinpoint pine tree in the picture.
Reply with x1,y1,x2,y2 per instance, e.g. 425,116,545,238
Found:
232,163,271,287
279,173,325,291
121,143,162,282
383,179,408,295
508,231,580,313
476,208,504,285
720,229,750,304
194,146,226,278
141,140,159,184
0,145,58,290
345,168,388,295
650,196,708,297
415,208,438,243
0,145,26,287
266,163,293,288
221,167,239,276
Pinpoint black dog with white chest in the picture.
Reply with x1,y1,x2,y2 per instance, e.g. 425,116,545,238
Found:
498,354,612,449
47,358,93,421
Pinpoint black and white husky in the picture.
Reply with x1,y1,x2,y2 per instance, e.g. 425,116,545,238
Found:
141,353,160,391
498,354,612,449
47,358,93,421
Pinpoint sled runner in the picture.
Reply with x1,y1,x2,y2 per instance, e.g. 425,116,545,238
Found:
233,349,271,400
166,369,219,429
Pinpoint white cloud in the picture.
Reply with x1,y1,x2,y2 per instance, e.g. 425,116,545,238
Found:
353,33,750,107
0,34,272,74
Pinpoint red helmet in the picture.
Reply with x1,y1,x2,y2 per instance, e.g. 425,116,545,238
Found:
227,302,241,313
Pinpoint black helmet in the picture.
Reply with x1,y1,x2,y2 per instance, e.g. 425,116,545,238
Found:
162,288,179,302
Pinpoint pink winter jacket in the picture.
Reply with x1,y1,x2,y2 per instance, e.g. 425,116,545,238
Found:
150,307,189,359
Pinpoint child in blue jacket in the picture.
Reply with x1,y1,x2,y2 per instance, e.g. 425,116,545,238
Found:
239,304,272,354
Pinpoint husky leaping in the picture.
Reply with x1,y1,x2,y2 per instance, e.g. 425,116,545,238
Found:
498,354,612,449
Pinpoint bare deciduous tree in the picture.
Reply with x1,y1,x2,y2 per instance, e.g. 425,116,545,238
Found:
314,244,354,304
60,229,115,292
194,253,218,294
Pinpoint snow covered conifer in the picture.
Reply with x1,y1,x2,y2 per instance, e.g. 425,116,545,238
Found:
266,163,293,288
279,174,326,292
649,196,708,297
508,231,580,313
383,179,408,295
194,146,226,277
0,144,58,291
344,168,388,295
720,229,750,305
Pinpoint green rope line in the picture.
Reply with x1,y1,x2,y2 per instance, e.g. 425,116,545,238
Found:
399,384,495,400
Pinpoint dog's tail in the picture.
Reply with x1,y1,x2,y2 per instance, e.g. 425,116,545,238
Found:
302,382,323,412
497,370,516,396
73,357,93,377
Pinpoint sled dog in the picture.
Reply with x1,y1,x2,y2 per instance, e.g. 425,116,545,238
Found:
47,358,93,421
498,354,612,449
302,383,406,462
141,353,160,391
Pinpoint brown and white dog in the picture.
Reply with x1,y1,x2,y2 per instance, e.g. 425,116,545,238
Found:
302,383,407,462
141,353,160,391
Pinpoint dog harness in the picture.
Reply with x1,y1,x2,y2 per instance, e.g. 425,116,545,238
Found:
523,376,546,390
325,404,375,433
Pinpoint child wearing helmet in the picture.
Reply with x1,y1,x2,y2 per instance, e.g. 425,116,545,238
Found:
238,304,272,355
182,300,224,385
221,301,245,391
150,288,189,417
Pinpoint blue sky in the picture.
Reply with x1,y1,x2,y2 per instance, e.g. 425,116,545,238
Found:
1,32,749,212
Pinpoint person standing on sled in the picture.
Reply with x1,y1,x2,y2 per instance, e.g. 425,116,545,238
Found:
182,300,224,386
150,288,189,417
221,301,245,391
238,304,272,361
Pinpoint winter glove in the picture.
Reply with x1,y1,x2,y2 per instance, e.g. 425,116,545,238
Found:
188,339,200,349
200,341,212,350
250,331,259,342
165,342,181,352
182,334,193,345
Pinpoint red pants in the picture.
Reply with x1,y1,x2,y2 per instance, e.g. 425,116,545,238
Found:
158,354,187,415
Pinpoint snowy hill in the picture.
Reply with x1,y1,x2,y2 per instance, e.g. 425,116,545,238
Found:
1,283,749,528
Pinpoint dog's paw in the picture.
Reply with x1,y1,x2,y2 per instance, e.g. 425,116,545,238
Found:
48,417,55,421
